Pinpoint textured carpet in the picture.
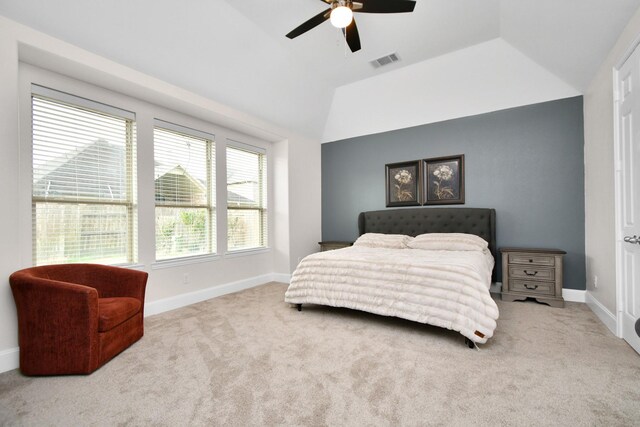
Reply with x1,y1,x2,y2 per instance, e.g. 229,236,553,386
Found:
0,282,639,426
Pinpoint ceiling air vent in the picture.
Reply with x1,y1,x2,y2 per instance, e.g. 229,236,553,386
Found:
370,53,400,69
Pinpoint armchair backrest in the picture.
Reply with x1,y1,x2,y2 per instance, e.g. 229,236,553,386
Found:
10,264,148,302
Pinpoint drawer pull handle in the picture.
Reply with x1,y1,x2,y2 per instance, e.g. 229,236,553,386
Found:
523,270,538,276
524,284,538,290
529,259,533,263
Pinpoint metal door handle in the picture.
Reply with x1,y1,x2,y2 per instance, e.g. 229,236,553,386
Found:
624,235,640,244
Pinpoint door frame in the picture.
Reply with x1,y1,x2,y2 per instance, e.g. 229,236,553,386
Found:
613,34,640,339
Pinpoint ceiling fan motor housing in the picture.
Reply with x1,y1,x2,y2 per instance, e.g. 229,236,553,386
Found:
331,0,353,11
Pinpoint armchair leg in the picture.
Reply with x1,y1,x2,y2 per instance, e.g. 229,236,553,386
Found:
297,304,302,312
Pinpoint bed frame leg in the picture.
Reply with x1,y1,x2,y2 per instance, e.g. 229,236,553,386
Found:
464,337,475,349
296,304,302,312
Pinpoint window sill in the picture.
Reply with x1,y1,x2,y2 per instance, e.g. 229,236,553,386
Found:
224,247,271,258
117,263,146,271
151,253,220,270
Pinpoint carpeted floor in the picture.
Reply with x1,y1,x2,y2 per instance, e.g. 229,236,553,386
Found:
0,282,639,426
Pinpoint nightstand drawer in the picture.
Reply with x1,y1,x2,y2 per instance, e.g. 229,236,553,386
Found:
508,253,555,267
509,279,554,296
508,266,555,281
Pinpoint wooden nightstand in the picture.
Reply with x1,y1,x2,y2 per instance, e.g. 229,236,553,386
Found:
500,248,566,308
318,241,353,252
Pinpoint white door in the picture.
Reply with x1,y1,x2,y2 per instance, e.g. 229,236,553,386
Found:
617,44,640,355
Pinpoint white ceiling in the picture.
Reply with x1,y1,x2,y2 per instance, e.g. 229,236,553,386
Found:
226,0,501,87
500,0,640,91
0,0,639,139
225,0,640,91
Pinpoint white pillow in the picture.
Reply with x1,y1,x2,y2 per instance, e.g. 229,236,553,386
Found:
353,233,412,249
407,233,488,251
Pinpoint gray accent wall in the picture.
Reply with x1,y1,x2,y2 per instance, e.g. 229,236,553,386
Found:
321,96,585,290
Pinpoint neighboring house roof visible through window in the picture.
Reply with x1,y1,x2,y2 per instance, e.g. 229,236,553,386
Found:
35,138,254,205
154,165,207,205
33,139,126,200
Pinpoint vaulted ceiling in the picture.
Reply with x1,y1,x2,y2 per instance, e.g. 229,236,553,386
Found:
1,0,639,140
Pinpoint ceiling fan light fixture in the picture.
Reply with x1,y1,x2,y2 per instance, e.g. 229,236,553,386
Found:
285,0,416,53
330,6,353,28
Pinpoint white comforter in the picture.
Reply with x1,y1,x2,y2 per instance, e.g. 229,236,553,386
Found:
284,246,499,344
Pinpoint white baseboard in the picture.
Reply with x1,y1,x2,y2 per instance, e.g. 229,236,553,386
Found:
0,347,19,375
492,283,586,304
585,292,617,335
270,273,291,284
145,272,288,317
562,288,586,303
490,282,502,294
0,272,290,374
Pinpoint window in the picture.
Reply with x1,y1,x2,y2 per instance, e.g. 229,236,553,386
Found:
154,122,215,260
226,143,267,251
31,87,137,265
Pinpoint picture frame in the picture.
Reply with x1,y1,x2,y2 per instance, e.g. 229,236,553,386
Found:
423,154,465,205
385,160,422,207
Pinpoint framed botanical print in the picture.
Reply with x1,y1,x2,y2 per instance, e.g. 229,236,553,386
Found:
424,154,465,205
385,160,422,207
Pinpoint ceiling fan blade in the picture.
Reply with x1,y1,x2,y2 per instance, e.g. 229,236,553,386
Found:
286,8,331,39
356,0,416,14
342,19,361,52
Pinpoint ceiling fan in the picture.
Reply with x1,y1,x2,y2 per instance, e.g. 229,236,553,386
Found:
286,0,417,53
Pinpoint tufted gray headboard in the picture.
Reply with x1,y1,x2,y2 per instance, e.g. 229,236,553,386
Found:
358,207,497,281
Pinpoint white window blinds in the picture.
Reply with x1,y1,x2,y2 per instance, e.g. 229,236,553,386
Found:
32,89,137,265
154,123,215,260
227,144,267,251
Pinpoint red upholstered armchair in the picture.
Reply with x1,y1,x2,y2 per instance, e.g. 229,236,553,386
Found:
9,264,148,375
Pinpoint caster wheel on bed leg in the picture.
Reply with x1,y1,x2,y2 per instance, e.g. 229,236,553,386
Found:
296,304,302,312
465,337,475,349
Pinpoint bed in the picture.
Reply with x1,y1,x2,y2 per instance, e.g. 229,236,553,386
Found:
284,207,499,347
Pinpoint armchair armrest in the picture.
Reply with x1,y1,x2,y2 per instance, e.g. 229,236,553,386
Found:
75,264,148,303
9,273,101,374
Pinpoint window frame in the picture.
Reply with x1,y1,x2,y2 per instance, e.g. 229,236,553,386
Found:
153,120,217,262
19,63,273,273
30,85,138,266
226,140,268,253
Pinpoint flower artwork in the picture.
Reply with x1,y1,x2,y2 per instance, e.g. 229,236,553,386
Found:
394,169,414,201
385,161,421,207
424,155,465,205
385,156,463,207
432,164,454,199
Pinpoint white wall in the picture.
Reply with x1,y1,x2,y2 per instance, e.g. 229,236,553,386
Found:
0,0,335,141
322,38,580,142
19,62,279,296
287,134,322,271
0,19,22,370
0,16,321,369
584,7,640,315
